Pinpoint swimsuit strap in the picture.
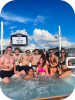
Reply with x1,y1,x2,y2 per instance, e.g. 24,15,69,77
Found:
50,58,56,63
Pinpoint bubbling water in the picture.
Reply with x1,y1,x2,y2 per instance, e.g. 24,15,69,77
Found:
0,75,75,100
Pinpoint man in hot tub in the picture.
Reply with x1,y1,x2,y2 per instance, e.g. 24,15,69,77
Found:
0,46,20,83
31,49,41,70
13,47,26,75
21,50,32,73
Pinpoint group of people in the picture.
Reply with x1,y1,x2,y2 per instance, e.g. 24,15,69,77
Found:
0,45,72,83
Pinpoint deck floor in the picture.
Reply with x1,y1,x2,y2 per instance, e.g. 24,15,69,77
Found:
29,94,70,100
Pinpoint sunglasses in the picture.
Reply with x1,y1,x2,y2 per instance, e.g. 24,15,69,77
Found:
61,52,65,53
50,52,53,53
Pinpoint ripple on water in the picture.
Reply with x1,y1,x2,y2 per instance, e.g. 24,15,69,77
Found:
0,75,75,100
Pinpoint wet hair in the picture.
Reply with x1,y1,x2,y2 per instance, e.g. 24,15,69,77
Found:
41,51,49,61
26,50,30,53
14,48,20,51
27,67,33,74
38,57,46,68
60,49,66,58
6,46,12,49
34,49,39,52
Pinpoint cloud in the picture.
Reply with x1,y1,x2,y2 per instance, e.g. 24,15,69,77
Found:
9,26,17,29
0,11,50,25
0,39,10,50
0,11,34,23
31,28,75,49
33,15,49,26
0,29,75,51
10,29,32,42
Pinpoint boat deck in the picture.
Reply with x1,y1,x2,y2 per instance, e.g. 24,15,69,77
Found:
29,94,70,100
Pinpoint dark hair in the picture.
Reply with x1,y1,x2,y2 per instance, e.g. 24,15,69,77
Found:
27,67,33,74
14,48,20,51
50,49,54,52
26,50,30,53
6,46,12,49
38,57,46,68
60,49,66,58
41,51,49,61
34,49,39,52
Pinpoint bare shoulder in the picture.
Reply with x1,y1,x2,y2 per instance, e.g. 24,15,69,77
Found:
39,55,41,57
0,55,6,62
55,55,58,59
19,54,22,57
49,56,51,60
25,75,29,79
0,55,6,59
44,65,47,69
22,54,26,57
11,55,15,59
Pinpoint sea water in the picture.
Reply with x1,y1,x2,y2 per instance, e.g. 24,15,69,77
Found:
0,74,75,100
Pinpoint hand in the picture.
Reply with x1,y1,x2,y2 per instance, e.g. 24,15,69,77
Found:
14,71,20,76
34,72,38,78
14,71,17,74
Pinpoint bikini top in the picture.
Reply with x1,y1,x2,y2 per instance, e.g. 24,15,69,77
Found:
59,58,66,65
38,65,45,72
50,58,56,63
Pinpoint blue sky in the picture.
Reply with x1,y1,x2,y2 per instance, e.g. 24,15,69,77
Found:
0,0,75,50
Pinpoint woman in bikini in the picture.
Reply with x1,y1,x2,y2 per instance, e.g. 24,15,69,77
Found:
58,49,72,78
37,57,49,76
49,49,58,76
41,49,49,68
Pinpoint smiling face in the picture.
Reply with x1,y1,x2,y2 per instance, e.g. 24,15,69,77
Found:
15,49,19,55
27,69,33,76
50,50,54,56
26,51,30,56
39,57,44,64
7,48,12,55
35,50,39,55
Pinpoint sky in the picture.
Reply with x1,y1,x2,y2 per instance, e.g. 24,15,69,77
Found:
0,0,75,51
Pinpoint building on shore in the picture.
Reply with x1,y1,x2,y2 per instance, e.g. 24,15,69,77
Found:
24,46,38,53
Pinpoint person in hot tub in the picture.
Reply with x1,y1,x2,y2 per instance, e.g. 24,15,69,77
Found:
22,67,38,80
58,49,72,78
37,57,49,76
21,50,32,73
31,49,41,70
0,46,20,83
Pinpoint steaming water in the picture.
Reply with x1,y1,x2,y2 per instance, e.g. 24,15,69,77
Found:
0,75,75,100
